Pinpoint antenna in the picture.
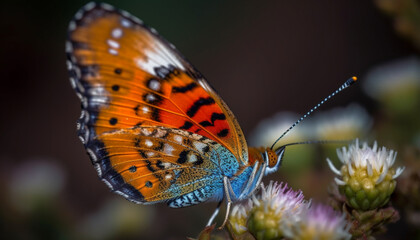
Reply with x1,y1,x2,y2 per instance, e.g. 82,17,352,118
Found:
274,139,352,166
279,139,352,148
270,76,357,150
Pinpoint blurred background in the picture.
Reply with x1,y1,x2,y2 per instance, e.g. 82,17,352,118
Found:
1,0,419,239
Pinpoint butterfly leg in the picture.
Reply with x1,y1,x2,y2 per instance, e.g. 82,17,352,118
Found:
246,161,267,198
219,176,237,229
238,161,259,199
206,200,223,227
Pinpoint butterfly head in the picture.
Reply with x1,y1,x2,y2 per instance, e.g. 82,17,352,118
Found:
264,146,285,175
247,146,285,175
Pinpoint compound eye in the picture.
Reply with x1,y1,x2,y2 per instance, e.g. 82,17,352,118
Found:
266,149,278,168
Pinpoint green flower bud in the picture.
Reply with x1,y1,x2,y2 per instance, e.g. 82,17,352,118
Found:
246,181,308,240
327,140,404,210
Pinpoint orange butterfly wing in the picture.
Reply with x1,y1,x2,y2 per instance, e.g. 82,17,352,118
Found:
67,3,247,164
67,3,247,204
95,126,227,205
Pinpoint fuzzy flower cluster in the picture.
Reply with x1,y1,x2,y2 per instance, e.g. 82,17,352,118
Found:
283,204,351,240
229,181,350,240
327,139,405,210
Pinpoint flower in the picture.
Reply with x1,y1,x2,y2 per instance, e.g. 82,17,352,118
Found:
283,204,351,240
363,57,420,113
327,139,405,210
246,181,308,239
363,57,420,99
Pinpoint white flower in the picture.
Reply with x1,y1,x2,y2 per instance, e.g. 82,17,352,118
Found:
328,139,404,185
327,139,405,210
363,57,420,101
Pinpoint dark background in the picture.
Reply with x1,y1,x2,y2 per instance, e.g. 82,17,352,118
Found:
0,0,416,239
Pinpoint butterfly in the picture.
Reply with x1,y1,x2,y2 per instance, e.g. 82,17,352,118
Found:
66,2,356,228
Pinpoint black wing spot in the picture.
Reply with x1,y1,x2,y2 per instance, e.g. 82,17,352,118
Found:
211,113,226,122
194,156,204,166
114,68,122,74
109,117,118,125
111,85,120,91
186,97,215,117
129,166,137,173
151,108,161,122
179,121,193,130
145,160,155,172
199,121,212,127
138,150,148,159
199,112,226,127
199,113,226,127
172,82,197,93
202,145,210,153
134,104,140,116
156,160,165,169
177,150,189,164
134,137,141,147
183,138,192,146
145,181,153,188
217,129,229,137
